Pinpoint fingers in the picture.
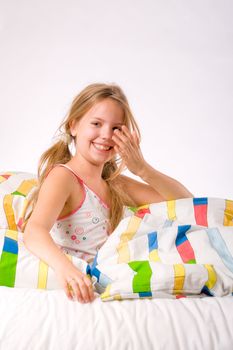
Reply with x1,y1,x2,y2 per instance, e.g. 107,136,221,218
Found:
113,127,130,144
64,282,74,300
112,131,130,157
66,274,95,304
132,130,140,145
121,125,133,139
68,278,83,302
84,275,95,301
112,126,138,151
112,131,128,150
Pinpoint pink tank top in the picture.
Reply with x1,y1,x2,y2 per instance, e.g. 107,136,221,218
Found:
50,164,111,264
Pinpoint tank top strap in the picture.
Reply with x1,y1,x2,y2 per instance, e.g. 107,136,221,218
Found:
50,164,110,210
55,164,84,184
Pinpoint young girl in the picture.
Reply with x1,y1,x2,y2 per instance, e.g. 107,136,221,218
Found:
23,82,193,304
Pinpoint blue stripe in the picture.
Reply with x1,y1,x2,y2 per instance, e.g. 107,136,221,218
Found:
3,237,18,254
201,285,214,297
176,225,191,246
148,232,158,251
86,264,91,276
163,220,174,228
91,251,98,271
205,227,233,273
193,197,208,205
139,291,152,297
91,267,100,281
99,273,113,288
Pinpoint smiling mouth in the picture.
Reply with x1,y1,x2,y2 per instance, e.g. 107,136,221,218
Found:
92,143,113,151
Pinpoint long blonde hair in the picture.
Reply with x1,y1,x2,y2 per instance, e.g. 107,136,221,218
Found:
22,83,141,232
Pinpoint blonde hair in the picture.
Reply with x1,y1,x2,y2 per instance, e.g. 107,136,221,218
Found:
22,82,141,232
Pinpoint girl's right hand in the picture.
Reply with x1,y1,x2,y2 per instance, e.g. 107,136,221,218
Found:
54,263,95,303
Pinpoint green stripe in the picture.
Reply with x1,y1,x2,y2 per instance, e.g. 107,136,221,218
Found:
128,261,152,293
0,251,18,287
128,206,137,213
188,259,196,264
12,190,26,196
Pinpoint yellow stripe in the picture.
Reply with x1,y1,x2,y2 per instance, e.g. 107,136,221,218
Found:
19,198,29,220
16,179,37,196
5,229,18,241
224,199,233,226
101,284,111,300
167,200,176,220
204,264,217,289
125,215,142,240
0,175,6,183
117,215,141,263
137,204,150,210
113,294,122,301
37,260,48,289
173,264,185,294
149,249,160,262
3,194,17,231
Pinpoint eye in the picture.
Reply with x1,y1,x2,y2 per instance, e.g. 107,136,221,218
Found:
113,126,122,131
91,122,100,126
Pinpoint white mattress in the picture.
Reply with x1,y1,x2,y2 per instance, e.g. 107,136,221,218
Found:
0,287,233,350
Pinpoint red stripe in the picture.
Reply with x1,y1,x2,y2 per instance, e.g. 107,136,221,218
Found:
177,240,195,263
194,204,208,226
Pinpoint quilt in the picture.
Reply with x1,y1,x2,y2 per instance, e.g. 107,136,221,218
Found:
0,171,233,301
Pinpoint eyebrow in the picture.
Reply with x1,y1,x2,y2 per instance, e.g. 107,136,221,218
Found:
91,117,124,125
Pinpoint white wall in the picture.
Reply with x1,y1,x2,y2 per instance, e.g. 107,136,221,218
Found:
1,0,232,199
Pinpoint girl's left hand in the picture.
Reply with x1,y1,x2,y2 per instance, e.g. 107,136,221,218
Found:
112,125,146,176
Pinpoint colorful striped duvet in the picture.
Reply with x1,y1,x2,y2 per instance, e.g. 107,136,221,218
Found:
0,172,233,301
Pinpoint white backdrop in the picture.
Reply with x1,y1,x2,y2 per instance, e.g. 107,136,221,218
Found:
0,0,232,199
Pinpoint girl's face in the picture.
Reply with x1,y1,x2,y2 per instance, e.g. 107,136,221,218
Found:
70,98,125,166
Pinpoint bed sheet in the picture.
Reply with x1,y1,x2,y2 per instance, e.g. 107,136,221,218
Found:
0,287,233,350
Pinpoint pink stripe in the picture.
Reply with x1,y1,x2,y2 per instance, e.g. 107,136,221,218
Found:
57,190,86,220
194,204,208,227
53,164,86,220
176,240,195,263
58,164,110,209
176,294,186,299
86,186,110,209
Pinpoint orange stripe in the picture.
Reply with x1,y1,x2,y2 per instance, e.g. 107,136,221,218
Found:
117,215,141,263
224,199,233,226
3,194,17,231
173,264,185,294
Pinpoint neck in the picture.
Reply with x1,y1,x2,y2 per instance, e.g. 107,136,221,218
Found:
66,156,105,183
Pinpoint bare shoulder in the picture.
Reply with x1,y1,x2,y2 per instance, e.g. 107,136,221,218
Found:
44,165,78,188
28,166,82,231
117,174,166,206
38,166,79,198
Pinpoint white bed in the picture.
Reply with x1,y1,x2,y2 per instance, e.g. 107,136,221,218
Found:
1,287,233,350
1,172,233,349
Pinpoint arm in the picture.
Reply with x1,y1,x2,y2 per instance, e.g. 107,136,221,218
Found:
23,166,94,303
137,162,194,201
118,174,166,205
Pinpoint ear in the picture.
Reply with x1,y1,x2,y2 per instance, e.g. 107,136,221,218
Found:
69,119,78,137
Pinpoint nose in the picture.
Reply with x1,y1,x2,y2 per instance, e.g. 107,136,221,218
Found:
100,125,113,140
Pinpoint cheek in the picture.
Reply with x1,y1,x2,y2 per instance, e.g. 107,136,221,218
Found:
76,129,97,148
85,129,97,139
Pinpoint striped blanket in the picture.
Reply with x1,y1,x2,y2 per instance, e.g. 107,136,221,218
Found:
1,171,233,301
91,198,233,300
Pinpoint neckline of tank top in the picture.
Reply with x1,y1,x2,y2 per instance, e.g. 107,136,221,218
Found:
57,164,110,210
